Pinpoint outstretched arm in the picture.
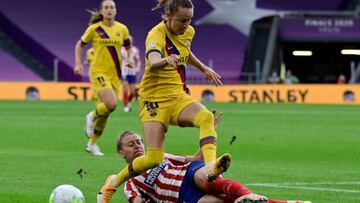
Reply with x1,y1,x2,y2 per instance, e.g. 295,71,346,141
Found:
188,51,223,86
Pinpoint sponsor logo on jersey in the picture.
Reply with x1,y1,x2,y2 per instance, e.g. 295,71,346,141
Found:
144,160,168,187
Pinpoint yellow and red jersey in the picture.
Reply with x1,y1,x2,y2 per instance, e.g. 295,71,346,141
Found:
140,21,195,101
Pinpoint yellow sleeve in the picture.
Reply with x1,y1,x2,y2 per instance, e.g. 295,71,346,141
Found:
145,31,165,58
122,25,130,42
81,25,95,43
189,25,195,44
118,23,131,47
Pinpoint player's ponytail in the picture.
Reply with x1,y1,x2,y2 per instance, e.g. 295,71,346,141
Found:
152,0,170,11
152,0,193,18
87,0,116,25
87,9,103,25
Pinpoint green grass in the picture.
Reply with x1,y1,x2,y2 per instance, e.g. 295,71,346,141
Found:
0,101,360,203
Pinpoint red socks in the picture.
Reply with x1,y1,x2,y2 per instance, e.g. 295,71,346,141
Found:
204,177,251,200
128,93,133,103
268,200,287,203
203,177,288,203
123,92,128,107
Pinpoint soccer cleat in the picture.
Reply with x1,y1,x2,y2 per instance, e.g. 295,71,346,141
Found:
124,106,130,112
235,193,268,203
124,103,132,112
206,153,232,182
97,175,117,203
287,201,312,203
85,111,95,138
86,142,104,156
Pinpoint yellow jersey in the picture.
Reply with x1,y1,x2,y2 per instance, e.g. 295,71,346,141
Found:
86,47,94,65
140,22,195,101
81,21,130,78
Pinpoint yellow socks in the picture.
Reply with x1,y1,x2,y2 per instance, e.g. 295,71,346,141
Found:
89,102,110,144
132,148,164,173
193,109,217,164
114,148,164,187
94,102,110,119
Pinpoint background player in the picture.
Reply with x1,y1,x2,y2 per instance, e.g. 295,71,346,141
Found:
74,0,133,156
121,36,141,112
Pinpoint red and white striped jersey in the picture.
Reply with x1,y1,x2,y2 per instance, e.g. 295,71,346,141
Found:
124,153,189,202
121,46,140,76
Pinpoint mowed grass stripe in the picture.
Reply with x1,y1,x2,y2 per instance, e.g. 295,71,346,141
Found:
0,101,359,202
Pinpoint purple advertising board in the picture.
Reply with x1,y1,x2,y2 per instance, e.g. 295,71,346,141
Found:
257,0,347,10
278,17,360,40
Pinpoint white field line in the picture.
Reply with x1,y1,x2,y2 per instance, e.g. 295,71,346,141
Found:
250,181,360,185
237,109,360,116
247,182,360,193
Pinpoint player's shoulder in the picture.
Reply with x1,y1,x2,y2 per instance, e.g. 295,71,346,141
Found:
87,22,102,30
115,21,129,30
187,25,195,34
132,46,140,53
132,44,140,49
184,25,195,38
148,22,166,37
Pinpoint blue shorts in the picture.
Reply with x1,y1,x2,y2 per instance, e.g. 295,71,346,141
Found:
122,75,137,84
178,161,205,203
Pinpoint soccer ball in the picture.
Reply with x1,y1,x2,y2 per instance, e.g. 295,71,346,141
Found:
49,184,85,203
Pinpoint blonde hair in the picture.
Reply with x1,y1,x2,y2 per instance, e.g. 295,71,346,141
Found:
152,0,193,18
87,0,115,25
117,131,140,151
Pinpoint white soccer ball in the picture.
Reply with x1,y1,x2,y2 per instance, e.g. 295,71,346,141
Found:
49,184,85,203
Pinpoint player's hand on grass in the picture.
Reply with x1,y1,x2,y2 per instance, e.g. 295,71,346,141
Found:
141,198,151,203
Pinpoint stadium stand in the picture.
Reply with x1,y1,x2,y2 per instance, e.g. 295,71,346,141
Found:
0,47,42,81
0,0,245,83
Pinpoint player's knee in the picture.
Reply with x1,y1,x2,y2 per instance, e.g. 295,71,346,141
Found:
193,109,214,128
105,101,117,112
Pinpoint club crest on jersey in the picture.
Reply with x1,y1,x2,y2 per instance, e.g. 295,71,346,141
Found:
150,109,157,117
144,160,168,187
144,101,159,117
185,40,191,48
147,41,157,49
116,31,121,37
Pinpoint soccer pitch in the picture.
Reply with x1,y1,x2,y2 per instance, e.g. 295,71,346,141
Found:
0,101,359,203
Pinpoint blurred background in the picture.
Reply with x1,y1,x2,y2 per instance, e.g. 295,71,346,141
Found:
1,0,360,84
1,2,360,203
